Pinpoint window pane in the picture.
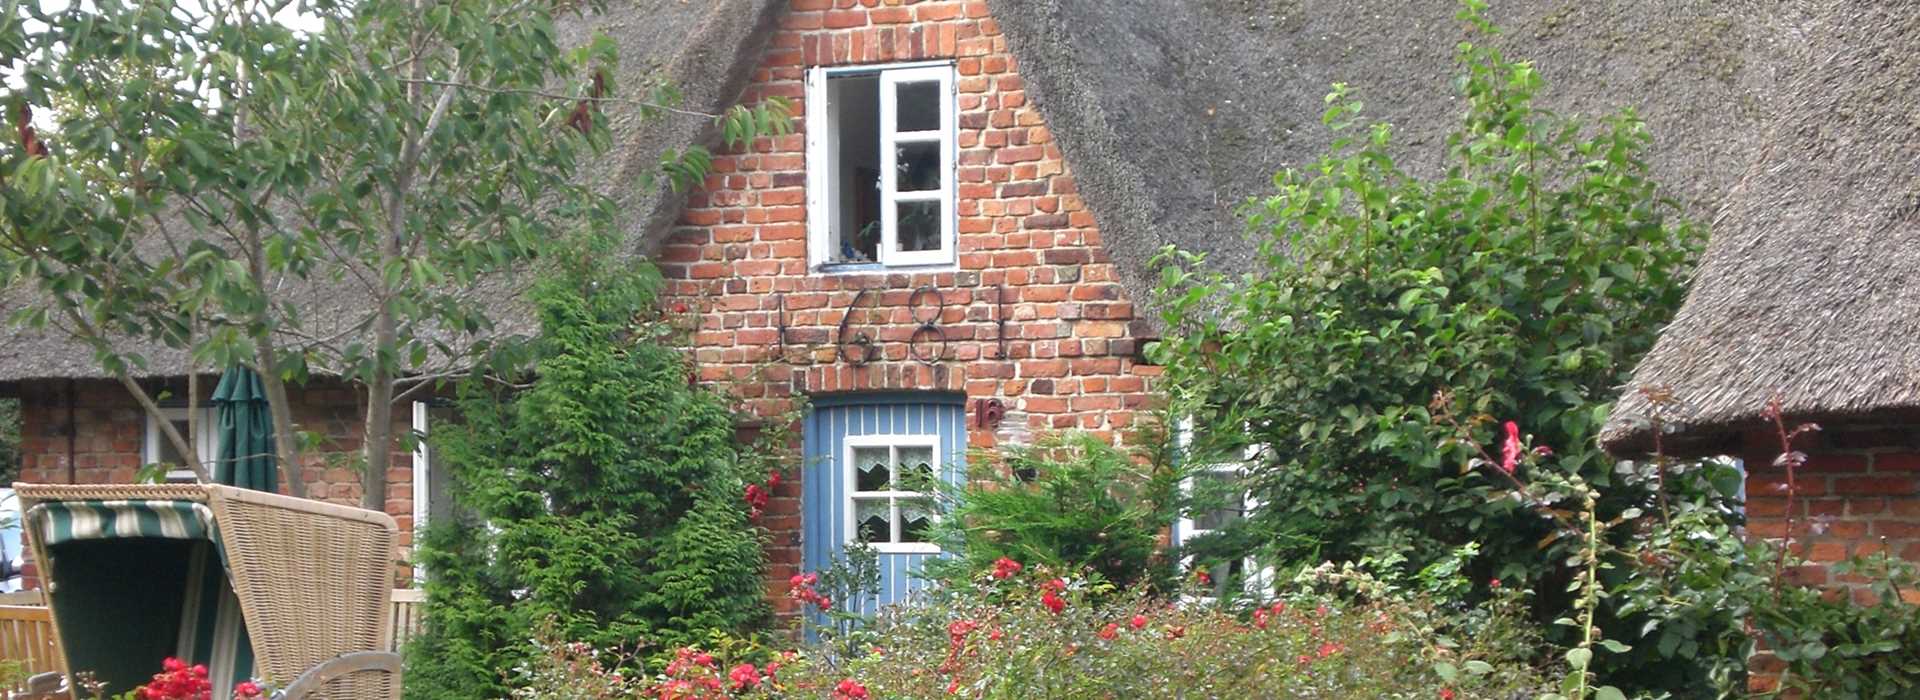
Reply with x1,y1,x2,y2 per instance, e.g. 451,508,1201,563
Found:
894,142,941,192
157,419,192,465
896,445,935,491
854,447,892,492
895,200,943,253
854,499,892,543
1191,472,1244,532
900,499,934,543
896,81,941,132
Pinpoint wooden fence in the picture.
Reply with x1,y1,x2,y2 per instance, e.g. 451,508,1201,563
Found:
387,588,426,652
0,598,62,681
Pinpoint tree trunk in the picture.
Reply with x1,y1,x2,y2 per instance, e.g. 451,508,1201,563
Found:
252,348,303,493
360,364,395,513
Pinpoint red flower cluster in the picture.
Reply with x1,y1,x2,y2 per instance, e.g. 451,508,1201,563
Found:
1193,569,1212,586
1130,614,1149,630
138,658,210,700
1499,420,1522,474
946,619,979,645
1039,578,1067,615
743,484,768,519
654,647,724,700
833,678,870,699
788,572,832,612
990,556,1023,580
1097,623,1119,640
727,663,761,691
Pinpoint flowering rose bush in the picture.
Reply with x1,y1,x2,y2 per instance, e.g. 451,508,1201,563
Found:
769,563,1548,699
503,560,1547,699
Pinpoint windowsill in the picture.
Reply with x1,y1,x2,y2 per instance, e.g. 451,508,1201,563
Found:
865,542,942,555
813,261,958,276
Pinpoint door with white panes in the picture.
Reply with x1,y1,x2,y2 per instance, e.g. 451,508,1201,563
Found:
802,394,965,613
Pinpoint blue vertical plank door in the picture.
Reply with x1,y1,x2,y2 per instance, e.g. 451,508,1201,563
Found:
803,393,966,614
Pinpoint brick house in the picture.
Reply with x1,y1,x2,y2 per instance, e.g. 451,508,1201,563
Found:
3,0,1870,619
1597,0,1920,614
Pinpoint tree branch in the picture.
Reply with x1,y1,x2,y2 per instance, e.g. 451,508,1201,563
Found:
395,78,723,119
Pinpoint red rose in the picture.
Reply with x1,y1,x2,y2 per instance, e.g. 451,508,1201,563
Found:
990,556,1023,580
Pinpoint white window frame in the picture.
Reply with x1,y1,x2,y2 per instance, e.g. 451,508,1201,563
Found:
1174,419,1275,597
144,406,218,483
412,401,432,539
805,61,957,272
843,434,942,554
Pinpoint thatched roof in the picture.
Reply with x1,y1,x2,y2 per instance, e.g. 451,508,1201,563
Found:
0,0,1873,393
1600,1,1920,454
989,0,1775,330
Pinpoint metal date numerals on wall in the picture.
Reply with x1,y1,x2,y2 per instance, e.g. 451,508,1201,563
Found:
833,285,951,366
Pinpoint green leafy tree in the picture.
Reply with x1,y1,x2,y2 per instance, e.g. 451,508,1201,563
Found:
406,236,770,699
0,0,784,502
1152,3,1715,693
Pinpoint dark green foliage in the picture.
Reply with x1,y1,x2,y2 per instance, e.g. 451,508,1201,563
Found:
927,432,1179,591
0,398,17,484
1152,5,1719,694
405,239,769,700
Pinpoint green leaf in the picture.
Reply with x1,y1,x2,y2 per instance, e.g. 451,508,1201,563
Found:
1565,647,1592,669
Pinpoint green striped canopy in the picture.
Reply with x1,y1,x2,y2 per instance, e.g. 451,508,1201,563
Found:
26,500,215,548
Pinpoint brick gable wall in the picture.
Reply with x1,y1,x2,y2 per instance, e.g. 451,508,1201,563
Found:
656,0,1162,616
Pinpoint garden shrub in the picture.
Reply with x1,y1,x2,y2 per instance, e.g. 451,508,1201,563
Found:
925,432,1181,592
1150,3,1720,694
404,237,773,700
500,560,1549,700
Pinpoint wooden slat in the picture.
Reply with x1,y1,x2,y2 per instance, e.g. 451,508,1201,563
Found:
385,589,426,652
0,604,62,679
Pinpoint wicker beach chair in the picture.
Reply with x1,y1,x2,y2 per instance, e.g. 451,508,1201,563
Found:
13,483,400,700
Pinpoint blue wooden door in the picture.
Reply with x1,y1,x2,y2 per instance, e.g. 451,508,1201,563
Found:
804,394,965,613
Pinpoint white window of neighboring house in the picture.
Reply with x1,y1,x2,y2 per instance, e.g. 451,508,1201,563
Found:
144,406,218,484
1174,419,1275,597
844,434,941,554
411,401,459,536
806,61,957,271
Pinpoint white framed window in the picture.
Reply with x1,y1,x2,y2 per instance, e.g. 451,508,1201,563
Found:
806,60,957,271
844,434,940,554
144,406,218,483
1174,419,1275,597
410,401,462,571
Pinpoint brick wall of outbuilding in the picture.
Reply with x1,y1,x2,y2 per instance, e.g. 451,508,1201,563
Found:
1738,423,1920,695
658,0,1162,618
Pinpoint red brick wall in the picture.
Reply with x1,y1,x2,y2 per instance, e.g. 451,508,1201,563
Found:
658,0,1160,617
1740,424,1920,596
12,378,418,583
1740,423,1920,695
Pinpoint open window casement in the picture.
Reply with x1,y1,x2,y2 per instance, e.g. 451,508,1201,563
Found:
1174,418,1276,598
806,62,957,271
